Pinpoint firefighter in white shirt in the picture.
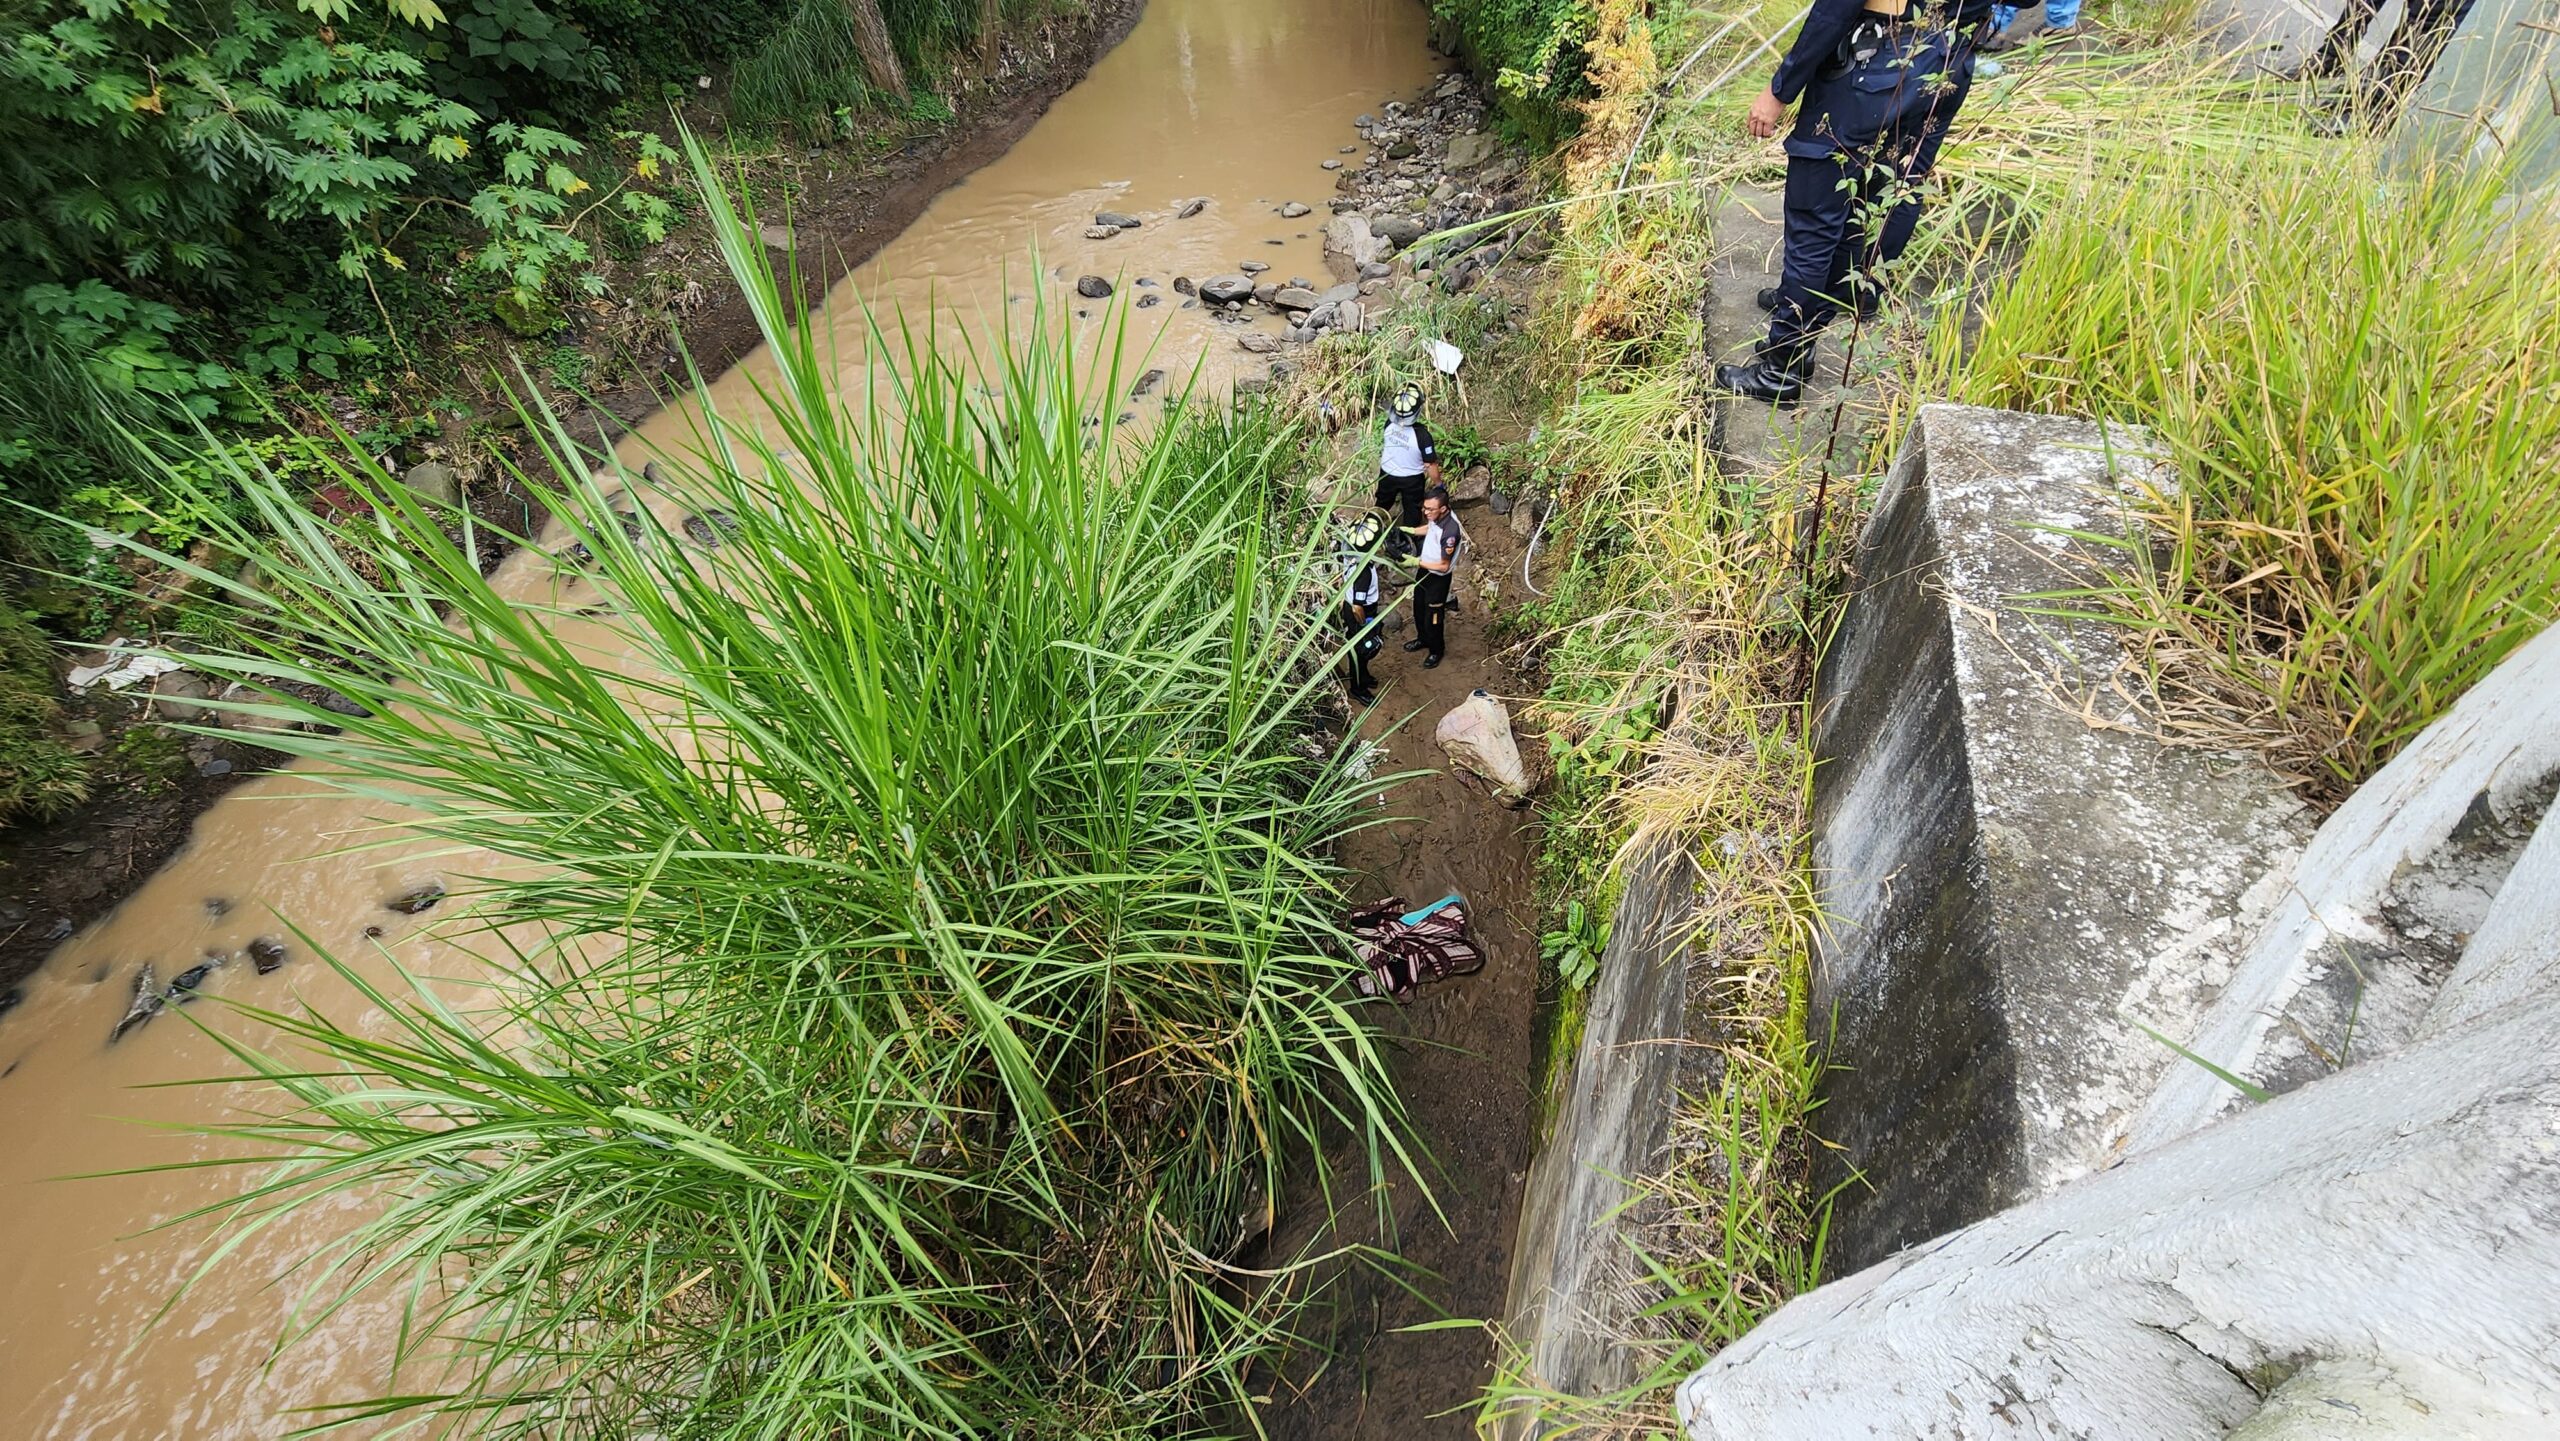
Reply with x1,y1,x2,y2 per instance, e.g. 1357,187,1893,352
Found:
1375,383,1441,549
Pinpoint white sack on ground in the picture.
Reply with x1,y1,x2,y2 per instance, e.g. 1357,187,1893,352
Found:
1436,689,1528,802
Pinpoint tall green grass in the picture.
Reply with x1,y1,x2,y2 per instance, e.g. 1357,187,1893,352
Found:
1935,141,2560,791
142,143,1415,1437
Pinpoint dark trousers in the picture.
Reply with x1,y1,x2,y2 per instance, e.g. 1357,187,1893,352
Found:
1376,471,1427,528
1414,572,1451,659
1764,34,1974,371
2303,0,2477,115
1338,603,1381,696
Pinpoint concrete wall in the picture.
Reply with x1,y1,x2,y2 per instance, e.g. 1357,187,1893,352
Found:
1807,406,2308,1272
1679,622,2560,1437
1497,835,1714,1426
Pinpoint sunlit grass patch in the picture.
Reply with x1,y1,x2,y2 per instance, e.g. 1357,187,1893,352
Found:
1935,141,2560,793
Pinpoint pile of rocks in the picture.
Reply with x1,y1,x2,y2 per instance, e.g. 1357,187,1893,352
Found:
1058,69,1538,367
1333,70,1540,296
1173,270,1381,350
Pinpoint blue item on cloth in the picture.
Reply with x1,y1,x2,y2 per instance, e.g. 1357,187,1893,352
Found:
1400,892,1466,926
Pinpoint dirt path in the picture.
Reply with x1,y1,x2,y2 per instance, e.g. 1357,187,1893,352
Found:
1269,495,1543,1438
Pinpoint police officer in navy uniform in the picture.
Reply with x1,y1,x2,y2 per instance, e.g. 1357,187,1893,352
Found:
1714,0,1992,406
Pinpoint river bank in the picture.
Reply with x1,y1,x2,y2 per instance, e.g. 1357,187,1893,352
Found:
0,0,1500,1432
0,0,1145,1001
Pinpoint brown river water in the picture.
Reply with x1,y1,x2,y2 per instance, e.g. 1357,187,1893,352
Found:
0,1,1438,1432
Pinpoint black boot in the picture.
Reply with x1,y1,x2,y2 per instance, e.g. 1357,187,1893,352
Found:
1713,352,1810,407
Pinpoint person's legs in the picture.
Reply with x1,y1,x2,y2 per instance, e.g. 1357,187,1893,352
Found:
1764,148,1858,373
1339,605,1376,699
1415,574,1450,661
2043,0,2082,27
1862,77,1971,291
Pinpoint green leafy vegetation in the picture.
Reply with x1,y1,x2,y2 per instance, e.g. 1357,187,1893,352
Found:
0,0,1034,644
140,152,1415,1438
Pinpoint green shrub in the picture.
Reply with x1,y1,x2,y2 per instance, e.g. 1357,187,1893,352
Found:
142,147,1416,1437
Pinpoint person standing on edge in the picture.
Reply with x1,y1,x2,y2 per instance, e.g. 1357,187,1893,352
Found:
1714,0,1993,406
1401,487,1463,670
1375,384,1441,547
1337,509,1387,705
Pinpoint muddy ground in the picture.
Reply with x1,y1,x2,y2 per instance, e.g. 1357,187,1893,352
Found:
0,0,1145,999
1265,497,1545,1439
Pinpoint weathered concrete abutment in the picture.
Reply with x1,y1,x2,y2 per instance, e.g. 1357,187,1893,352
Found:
1806,405,2307,1270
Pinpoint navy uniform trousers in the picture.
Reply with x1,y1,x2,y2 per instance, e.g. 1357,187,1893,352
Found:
1763,28,1975,371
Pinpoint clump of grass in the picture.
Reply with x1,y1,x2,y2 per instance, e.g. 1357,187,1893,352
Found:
1936,140,2560,793
136,142,1416,1438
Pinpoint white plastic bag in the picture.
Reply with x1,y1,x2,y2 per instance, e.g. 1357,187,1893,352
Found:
1434,689,1529,803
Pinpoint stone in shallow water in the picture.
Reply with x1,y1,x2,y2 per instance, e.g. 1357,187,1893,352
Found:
385,882,446,916
1075,275,1113,299
110,965,162,1043
167,958,221,1002
248,937,289,974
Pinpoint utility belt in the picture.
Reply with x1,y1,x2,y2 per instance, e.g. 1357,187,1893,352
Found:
1830,9,1967,79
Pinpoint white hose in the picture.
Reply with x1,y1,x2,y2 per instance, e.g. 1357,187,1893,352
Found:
1521,502,1549,598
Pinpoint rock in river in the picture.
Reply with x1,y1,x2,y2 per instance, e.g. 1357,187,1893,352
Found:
1075,275,1114,299
110,964,162,1044
1197,274,1256,305
167,957,222,1003
385,882,446,915
1272,286,1321,311
1280,201,1311,219
1176,197,1209,218
1238,333,1282,354
1094,210,1141,229
248,937,289,974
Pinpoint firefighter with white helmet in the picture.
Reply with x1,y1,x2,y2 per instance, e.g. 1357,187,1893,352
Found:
1335,508,1389,704
1375,383,1441,545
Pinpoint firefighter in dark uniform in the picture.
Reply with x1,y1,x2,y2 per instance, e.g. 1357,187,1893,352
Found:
1337,509,1388,704
1714,0,1993,406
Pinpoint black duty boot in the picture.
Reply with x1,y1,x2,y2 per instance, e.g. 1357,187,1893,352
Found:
1713,354,1809,408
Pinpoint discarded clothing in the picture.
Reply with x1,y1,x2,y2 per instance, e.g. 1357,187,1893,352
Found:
1345,895,1483,1001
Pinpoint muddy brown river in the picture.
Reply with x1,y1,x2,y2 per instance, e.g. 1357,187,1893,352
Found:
0,1,1437,1432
